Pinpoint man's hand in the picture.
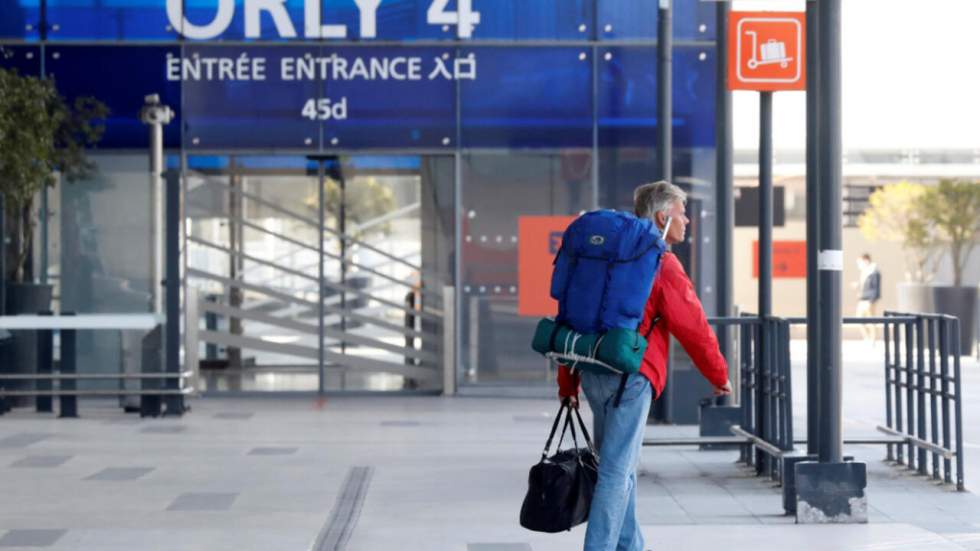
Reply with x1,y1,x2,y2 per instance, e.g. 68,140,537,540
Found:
559,394,579,408
712,380,732,397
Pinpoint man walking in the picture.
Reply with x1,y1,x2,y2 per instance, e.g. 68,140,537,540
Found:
557,181,731,551
855,253,882,342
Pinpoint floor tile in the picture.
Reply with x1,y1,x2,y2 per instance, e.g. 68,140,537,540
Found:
166,493,238,512
0,529,67,547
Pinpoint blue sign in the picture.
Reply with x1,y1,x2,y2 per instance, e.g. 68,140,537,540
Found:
179,45,459,149
2,0,716,42
461,47,593,148
0,45,41,75
11,43,717,150
43,45,181,148
599,46,716,148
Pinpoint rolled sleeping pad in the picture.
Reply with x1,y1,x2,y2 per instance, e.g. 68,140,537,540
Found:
531,318,647,374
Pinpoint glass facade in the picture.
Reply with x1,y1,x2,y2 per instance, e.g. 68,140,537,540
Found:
0,0,720,395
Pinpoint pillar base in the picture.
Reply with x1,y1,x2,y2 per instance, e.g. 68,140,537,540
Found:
781,453,817,514
794,461,868,524
698,401,741,450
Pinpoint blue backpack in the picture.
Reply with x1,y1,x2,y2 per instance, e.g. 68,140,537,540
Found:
550,210,667,335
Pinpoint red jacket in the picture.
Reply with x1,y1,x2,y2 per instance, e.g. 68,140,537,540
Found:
558,252,728,399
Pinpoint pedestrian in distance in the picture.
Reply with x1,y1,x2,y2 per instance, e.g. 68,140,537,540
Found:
557,180,732,551
854,252,882,342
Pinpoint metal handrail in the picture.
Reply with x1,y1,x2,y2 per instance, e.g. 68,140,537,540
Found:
189,236,320,283
215,180,431,278
190,208,440,301
188,268,434,339
876,425,954,460
0,371,194,381
784,316,918,324
731,425,788,458
200,301,438,363
0,389,195,397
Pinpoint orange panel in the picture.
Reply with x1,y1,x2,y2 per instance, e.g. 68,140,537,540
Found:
517,216,576,317
753,240,808,279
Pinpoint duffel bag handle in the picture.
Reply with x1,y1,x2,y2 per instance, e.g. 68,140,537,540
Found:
540,399,598,462
571,406,598,458
540,401,569,462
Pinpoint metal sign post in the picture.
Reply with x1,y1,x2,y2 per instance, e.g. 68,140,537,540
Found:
817,0,844,467
139,94,174,318
658,0,672,182
797,0,868,523
715,1,734,372
759,91,773,319
804,0,822,459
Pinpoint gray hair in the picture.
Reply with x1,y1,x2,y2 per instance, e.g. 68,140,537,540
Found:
633,180,687,220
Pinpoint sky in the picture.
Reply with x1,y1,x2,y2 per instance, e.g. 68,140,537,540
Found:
730,0,980,151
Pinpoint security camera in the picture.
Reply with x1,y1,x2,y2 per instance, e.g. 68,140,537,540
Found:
140,94,174,126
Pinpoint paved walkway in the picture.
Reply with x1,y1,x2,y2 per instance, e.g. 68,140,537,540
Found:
0,343,978,550
0,392,979,551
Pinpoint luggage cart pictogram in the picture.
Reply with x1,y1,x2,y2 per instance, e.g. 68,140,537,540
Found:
745,30,793,69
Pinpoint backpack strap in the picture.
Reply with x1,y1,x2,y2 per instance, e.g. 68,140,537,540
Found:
555,248,578,325
547,320,562,353
644,315,662,339
612,373,629,408
611,315,662,408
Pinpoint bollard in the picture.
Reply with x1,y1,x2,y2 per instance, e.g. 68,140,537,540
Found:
782,453,817,514
58,313,78,418
140,325,163,418
795,461,868,524
36,311,53,413
698,398,742,451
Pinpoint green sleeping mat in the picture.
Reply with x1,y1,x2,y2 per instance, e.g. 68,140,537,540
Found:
531,318,647,375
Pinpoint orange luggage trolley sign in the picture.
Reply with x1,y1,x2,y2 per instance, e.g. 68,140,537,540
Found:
728,11,806,92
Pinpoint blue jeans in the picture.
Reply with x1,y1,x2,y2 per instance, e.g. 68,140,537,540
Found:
580,371,652,551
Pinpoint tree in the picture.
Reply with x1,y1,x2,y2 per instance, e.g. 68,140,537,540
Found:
858,181,940,283
921,180,980,287
304,175,397,239
0,68,108,283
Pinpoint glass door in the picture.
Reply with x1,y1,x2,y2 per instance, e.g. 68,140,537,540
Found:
184,154,455,393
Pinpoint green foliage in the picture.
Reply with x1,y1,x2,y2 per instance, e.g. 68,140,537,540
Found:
0,68,108,282
921,180,980,287
306,176,397,238
858,181,939,283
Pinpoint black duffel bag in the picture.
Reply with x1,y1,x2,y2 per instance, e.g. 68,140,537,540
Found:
520,400,599,533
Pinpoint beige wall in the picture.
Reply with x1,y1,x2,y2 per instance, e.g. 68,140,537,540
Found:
732,178,911,339
733,223,906,318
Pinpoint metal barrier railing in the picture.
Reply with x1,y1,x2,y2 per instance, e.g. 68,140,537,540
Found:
645,316,796,482
733,315,795,480
882,311,965,491
0,313,196,417
778,314,966,491
652,312,966,492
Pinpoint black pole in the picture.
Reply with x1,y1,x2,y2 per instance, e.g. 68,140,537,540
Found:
0,193,5,316
658,0,672,182
317,160,325,394
805,0,821,456
757,89,774,477
715,1,733,370
817,0,843,464
653,0,673,421
59,314,77,418
164,170,184,415
338,165,347,360
758,93,773,319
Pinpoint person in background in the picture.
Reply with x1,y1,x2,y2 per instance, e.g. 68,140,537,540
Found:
855,253,882,342
557,180,731,551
